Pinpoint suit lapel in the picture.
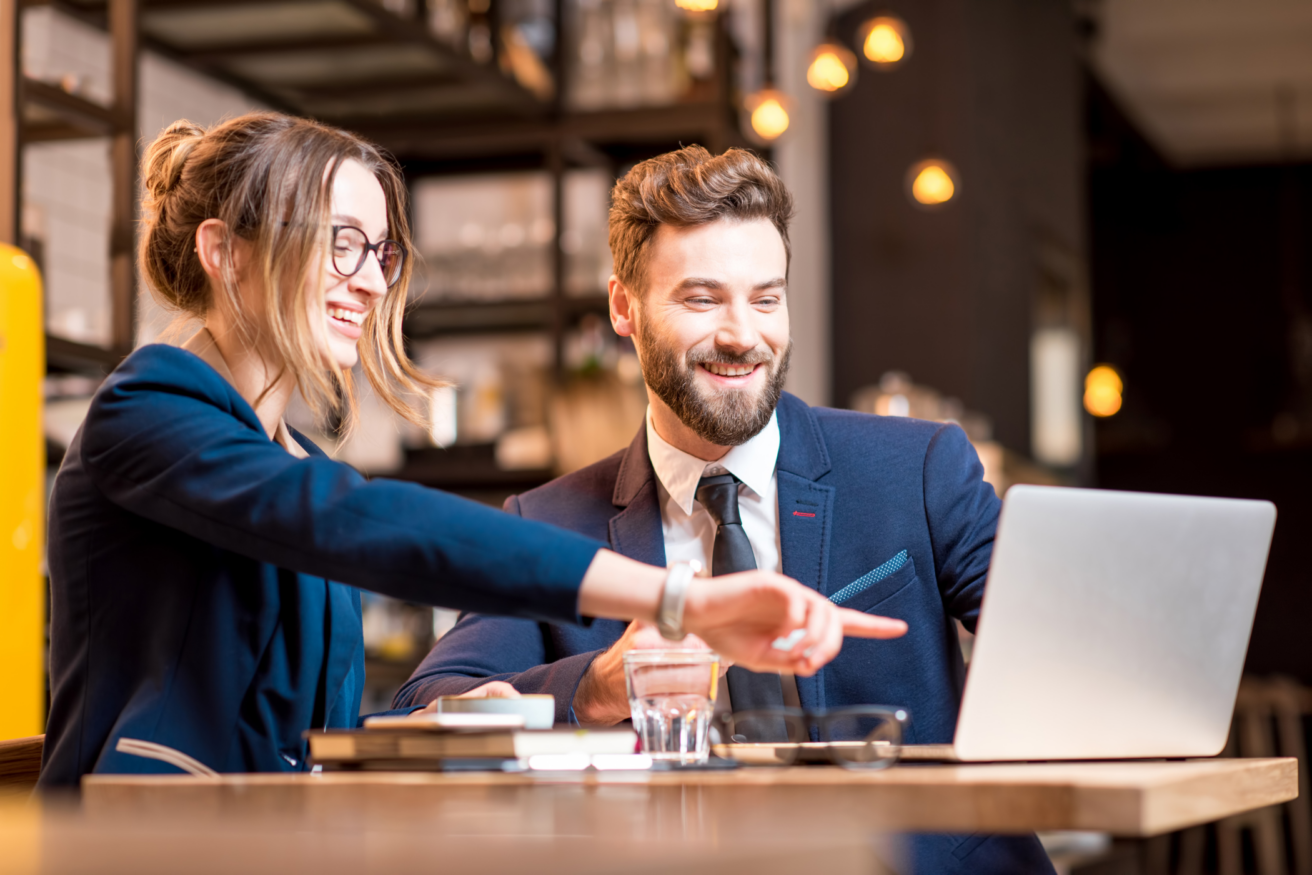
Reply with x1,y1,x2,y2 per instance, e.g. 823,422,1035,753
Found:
608,425,667,568
774,394,834,712
778,474,835,597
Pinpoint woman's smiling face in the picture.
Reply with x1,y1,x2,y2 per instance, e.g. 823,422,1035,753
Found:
316,158,391,370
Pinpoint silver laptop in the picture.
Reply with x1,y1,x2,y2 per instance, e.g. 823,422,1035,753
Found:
905,485,1276,763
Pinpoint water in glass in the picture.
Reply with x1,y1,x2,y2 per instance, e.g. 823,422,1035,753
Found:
623,650,719,766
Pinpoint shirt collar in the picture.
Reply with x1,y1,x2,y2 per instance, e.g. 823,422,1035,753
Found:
645,406,780,517
181,328,309,460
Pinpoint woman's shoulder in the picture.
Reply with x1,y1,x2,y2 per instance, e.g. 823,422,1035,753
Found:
88,343,258,436
106,343,240,402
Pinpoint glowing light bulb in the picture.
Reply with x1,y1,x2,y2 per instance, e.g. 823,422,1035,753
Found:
906,158,959,207
1084,365,1123,417
859,15,912,69
807,42,857,95
675,0,718,11
747,89,790,141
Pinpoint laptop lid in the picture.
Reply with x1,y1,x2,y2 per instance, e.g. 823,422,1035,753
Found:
954,486,1276,762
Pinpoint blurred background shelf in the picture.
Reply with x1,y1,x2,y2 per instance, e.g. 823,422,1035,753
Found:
394,443,552,494
20,75,121,140
405,295,609,338
44,334,124,373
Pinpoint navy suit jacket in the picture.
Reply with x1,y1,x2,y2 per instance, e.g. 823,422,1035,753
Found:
394,393,1056,875
41,344,602,788
397,393,988,734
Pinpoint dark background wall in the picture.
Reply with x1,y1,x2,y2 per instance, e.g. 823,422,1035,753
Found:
829,0,1084,456
1088,82,1312,682
829,0,1311,680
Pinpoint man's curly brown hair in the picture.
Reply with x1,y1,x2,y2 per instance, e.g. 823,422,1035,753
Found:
608,146,795,295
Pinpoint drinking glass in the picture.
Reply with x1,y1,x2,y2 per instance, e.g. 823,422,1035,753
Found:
623,650,720,765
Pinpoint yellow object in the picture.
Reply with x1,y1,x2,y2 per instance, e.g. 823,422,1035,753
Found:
807,42,857,94
748,89,790,141
908,159,958,206
860,15,911,67
0,243,45,739
1084,364,1123,418
675,0,717,11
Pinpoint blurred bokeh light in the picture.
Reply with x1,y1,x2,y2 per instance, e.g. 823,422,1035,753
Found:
1084,365,1124,418
807,42,857,95
859,15,911,69
906,159,958,207
747,88,791,141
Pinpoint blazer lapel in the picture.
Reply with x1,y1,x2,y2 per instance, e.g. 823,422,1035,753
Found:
774,394,835,712
778,474,835,597
608,425,667,568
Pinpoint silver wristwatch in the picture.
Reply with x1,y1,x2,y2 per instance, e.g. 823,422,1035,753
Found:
656,560,701,641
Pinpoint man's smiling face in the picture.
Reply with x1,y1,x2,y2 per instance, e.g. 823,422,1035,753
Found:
619,217,791,449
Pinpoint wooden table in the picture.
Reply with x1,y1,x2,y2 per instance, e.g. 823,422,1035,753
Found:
0,759,1294,875
81,758,1298,838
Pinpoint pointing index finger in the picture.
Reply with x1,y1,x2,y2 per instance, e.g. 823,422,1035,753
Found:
839,609,908,639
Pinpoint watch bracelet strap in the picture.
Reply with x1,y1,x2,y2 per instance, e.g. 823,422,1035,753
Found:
657,562,697,640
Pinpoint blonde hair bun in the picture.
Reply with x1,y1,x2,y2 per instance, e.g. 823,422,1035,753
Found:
142,120,206,207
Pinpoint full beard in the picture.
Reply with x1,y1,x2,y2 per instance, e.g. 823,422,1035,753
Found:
636,323,792,447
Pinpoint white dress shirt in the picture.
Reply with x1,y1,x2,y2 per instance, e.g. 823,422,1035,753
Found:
646,407,801,708
646,406,782,576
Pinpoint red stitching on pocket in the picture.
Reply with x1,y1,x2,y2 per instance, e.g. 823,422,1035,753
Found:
792,511,816,517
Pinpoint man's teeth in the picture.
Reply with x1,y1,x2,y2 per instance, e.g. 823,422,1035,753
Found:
328,306,364,326
703,362,757,377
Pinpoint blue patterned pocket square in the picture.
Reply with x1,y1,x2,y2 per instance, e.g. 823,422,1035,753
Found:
829,550,910,603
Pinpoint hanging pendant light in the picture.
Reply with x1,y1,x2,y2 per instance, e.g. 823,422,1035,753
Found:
1084,365,1123,417
906,158,959,208
859,13,912,69
747,88,792,140
744,0,789,141
806,40,857,95
675,0,718,12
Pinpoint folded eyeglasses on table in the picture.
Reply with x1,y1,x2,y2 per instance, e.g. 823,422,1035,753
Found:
711,706,909,769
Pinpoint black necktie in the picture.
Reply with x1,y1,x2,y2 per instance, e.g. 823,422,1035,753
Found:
696,473,786,716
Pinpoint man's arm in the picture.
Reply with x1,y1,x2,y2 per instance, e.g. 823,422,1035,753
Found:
390,611,610,726
922,423,1002,632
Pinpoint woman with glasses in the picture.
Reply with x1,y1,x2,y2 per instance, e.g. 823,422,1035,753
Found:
39,113,896,788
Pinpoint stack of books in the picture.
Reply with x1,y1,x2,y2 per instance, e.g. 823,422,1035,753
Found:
307,709,642,772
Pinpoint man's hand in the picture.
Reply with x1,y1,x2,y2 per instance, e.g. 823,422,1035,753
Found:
420,680,521,712
573,621,711,726
682,570,908,676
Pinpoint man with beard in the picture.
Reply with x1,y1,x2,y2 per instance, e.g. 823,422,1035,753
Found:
395,147,1054,875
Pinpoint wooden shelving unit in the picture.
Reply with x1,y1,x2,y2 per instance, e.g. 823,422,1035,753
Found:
8,0,749,376
7,0,139,374
369,14,746,368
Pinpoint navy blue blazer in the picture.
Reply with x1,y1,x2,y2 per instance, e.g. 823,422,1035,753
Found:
41,344,603,788
394,393,1055,875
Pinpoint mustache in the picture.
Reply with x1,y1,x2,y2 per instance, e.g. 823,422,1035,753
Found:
686,348,776,367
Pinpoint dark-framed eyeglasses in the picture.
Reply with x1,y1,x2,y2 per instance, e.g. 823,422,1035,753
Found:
331,225,406,288
711,706,908,770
